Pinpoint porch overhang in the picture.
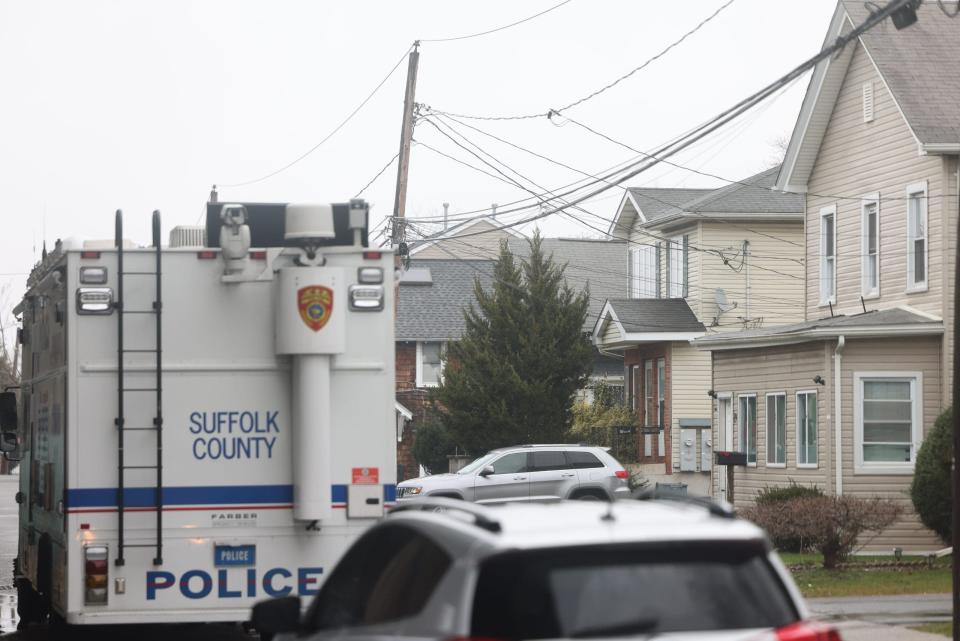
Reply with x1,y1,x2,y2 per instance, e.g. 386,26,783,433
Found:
593,298,706,349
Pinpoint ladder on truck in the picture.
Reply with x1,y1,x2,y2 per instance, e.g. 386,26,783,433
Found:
114,210,164,566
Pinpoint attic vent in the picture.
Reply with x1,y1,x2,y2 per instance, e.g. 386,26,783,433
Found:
862,82,875,123
169,225,206,248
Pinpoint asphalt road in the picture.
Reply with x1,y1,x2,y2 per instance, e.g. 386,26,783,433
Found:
808,594,952,626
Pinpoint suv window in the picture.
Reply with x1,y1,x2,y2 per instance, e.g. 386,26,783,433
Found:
471,542,797,640
307,525,451,630
565,451,604,469
491,452,529,474
531,451,567,472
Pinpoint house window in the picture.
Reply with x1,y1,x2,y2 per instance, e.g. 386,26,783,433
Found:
630,364,640,411
854,373,922,473
861,196,880,297
906,182,927,292
738,394,757,466
766,393,786,466
416,341,444,387
666,235,687,298
819,206,836,304
657,358,666,455
630,245,657,299
796,391,817,467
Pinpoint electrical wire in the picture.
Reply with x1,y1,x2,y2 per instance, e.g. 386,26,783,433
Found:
220,44,415,188
432,0,738,120
421,0,575,43
354,151,401,198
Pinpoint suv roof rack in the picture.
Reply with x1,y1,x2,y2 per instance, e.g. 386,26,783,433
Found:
502,443,589,449
632,489,735,519
388,497,502,533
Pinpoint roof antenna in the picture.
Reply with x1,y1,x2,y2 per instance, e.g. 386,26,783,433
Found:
209,184,219,204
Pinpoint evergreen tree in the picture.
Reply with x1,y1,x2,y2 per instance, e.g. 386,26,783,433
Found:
436,233,593,455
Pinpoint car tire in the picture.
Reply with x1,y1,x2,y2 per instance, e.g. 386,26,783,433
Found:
572,490,608,501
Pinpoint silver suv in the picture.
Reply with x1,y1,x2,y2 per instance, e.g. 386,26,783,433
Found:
397,444,629,502
253,497,835,641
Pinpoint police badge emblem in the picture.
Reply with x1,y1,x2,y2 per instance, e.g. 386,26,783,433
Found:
297,286,333,332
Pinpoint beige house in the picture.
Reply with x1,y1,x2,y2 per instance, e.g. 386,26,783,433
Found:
697,0,960,551
593,166,805,494
408,217,523,260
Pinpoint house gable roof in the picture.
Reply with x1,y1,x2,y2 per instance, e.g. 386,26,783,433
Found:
396,259,494,341
779,1,960,191
408,216,525,257
593,298,706,348
678,166,803,215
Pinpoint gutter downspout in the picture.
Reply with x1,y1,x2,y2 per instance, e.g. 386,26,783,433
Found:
834,335,845,496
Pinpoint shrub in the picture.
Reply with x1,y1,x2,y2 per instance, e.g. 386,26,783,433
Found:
743,495,902,568
752,481,825,552
911,407,953,544
755,480,825,506
411,419,457,476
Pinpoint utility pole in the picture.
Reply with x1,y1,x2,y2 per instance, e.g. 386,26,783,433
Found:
391,42,420,267
952,170,959,641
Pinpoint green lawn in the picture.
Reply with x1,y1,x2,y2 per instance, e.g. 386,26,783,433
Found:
911,622,952,637
777,552,952,598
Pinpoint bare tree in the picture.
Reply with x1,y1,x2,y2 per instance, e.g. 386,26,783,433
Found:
0,282,20,389
767,134,790,168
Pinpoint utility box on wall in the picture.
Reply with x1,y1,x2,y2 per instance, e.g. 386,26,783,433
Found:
678,418,712,473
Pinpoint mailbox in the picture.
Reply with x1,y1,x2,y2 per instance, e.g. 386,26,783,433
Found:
715,451,747,466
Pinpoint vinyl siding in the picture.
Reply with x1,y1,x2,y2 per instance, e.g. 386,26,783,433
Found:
839,337,943,551
698,221,805,331
670,340,712,474
805,42,946,321
602,320,622,344
628,223,699,312
712,343,831,499
413,220,514,259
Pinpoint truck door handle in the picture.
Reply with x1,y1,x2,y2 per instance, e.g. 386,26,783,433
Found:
561,473,576,478
513,476,527,480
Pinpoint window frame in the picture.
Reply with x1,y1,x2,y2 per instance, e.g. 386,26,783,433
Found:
631,244,657,299
795,390,818,469
765,392,786,468
853,371,922,475
416,341,444,388
819,206,837,306
737,393,757,467
860,194,881,299
667,235,685,298
905,181,928,294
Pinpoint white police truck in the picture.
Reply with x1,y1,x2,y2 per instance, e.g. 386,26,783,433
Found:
0,199,396,627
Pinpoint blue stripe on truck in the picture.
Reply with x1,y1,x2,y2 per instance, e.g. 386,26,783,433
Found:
65,484,397,508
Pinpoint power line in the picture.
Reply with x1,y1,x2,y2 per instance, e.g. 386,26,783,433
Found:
220,43,415,188
421,0,575,43
354,151,401,198
412,119,806,281
430,110,807,252
412,0,919,245
432,0,738,120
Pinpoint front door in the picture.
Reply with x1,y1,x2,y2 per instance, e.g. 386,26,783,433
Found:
473,451,530,503
717,396,733,501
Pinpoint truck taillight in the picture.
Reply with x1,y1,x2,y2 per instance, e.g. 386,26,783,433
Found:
776,621,842,641
84,545,109,605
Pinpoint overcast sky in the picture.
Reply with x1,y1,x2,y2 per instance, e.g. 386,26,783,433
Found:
0,0,838,322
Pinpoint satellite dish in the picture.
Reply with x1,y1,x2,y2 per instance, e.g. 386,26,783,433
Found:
715,288,738,313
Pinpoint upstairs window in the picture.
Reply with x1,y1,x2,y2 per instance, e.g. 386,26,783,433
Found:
630,245,657,299
666,235,688,298
416,341,444,387
861,196,880,297
906,182,927,292
819,207,836,305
